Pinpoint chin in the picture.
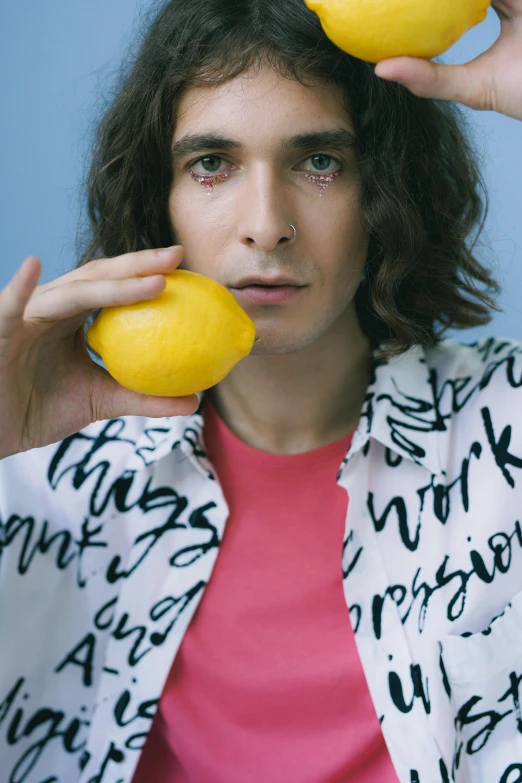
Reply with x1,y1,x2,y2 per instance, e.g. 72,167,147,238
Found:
249,331,318,356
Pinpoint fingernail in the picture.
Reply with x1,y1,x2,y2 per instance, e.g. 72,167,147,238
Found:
158,246,179,257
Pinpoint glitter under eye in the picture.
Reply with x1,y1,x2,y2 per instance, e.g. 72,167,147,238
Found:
303,171,341,197
189,166,341,196
190,170,233,196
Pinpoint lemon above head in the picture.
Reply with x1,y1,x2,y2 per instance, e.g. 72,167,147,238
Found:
86,270,257,398
304,0,491,63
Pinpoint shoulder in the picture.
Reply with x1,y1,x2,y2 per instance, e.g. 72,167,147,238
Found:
0,415,152,496
422,336,522,481
424,335,522,408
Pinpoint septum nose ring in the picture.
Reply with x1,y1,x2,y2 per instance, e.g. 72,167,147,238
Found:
287,223,297,242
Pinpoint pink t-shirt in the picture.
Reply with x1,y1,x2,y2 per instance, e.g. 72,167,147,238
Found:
132,397,400,782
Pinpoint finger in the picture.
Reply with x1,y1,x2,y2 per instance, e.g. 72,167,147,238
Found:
90,363,200,420
25,273,168,323
78,246,185,282
374,58,488,109
491,0,518,21
37,247,185,299
0,256,42,339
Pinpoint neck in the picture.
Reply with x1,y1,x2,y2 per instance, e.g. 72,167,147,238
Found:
205,308,371,455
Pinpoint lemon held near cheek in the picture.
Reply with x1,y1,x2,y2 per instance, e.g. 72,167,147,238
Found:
304,0,491,63
86,270,257,397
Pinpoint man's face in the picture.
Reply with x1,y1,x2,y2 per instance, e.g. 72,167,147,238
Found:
168,65,369,355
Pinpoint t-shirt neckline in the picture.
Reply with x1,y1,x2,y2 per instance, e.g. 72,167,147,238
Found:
202,396,355,470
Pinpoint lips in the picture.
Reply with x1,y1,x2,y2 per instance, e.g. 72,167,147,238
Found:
230,284,305,305
231,276,305,289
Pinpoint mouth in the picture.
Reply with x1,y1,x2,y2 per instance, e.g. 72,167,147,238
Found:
231,275,306,288
230,283,307,305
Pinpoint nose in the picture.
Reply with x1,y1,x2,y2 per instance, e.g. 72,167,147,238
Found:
238,166,296,251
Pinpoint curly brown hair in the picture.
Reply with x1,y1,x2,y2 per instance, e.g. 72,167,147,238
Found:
75,0,500,361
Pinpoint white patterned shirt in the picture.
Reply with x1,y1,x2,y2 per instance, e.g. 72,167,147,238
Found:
1,336,522,783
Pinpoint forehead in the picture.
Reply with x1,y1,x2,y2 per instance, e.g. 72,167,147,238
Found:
173,66,353,143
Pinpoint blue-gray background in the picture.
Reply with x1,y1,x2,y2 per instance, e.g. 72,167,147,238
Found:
1,1,520,343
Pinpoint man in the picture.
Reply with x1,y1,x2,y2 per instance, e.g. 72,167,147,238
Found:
0,1,521,781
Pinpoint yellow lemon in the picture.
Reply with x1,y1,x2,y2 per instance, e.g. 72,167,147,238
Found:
304,0,491,63
86,269,257,397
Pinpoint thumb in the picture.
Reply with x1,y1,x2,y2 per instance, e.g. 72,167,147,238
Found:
90,362,200,421
374,57,480,106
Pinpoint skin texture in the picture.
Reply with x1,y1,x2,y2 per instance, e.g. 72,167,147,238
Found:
168,66,371,454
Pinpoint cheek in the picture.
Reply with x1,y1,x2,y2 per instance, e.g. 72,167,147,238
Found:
168,189,203,251
167,189,227,276
330,182,367,245
168,184,230,241
345,202,369,273
168,187,191,230
326,209,369,289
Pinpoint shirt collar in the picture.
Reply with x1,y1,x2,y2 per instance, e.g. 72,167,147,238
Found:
127,342,444,477
358,343,444,476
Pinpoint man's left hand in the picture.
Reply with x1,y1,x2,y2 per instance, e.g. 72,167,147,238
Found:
374,1,522,121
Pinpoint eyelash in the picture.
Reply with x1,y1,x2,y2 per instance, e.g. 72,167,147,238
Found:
188,153,344,190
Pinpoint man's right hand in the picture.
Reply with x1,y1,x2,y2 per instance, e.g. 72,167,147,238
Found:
0,247,200,459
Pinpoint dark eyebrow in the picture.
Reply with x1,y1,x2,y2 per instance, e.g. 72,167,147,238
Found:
171,128,358,161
